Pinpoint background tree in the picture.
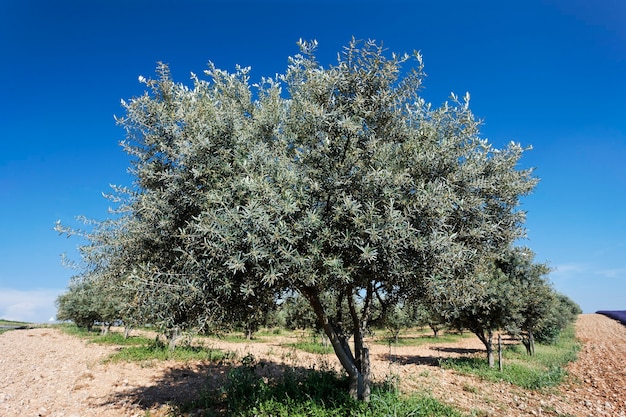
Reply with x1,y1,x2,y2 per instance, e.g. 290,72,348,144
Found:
56,215,130,333
282,292,321,331
60,39,537,400
381,302,419,343
496,246,555,355
534,292,581,344
56,279,101,331
428,256,522,367
415,302,447,338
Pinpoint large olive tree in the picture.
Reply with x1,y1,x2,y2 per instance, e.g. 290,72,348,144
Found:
62,39,536,400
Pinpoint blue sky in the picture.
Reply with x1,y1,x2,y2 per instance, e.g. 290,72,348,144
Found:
1,0,624,322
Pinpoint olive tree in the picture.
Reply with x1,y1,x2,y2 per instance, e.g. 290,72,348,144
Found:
62,39,536,400
56,279,101,331
534,292,581,344
496,246,554,355
56,214,131,333
428,257,522,367
428,246,569,365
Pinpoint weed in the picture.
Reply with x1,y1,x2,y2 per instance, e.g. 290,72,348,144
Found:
105,339,230,363
58,323,230,364
282,340,333,355
376,331,470,347
462,383,478,393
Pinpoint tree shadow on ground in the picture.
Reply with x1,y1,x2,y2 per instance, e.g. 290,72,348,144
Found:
380,353,441,366
431,346,484,355
96,362,229,411
376,346,486,366
96,359,344,414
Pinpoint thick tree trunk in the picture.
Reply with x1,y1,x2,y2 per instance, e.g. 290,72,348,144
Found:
521,330,535,356
348,283,373,402
350,325,371,401
429,323,440,338
474,328,495,367
165,326,180,351
100,323,111,335
301,286,370,401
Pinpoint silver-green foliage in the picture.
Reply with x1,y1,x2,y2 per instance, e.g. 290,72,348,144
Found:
429,246,579,366
62,39,537,400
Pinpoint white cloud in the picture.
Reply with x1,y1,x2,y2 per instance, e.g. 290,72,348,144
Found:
551,263,589,278
549,262,626,313
0,288,64,323
596,268,626,279
553,263,626,280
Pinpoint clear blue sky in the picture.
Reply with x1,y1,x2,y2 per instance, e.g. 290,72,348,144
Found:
1,0,624,322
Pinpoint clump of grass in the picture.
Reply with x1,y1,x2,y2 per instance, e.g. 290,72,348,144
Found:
206,333,258,343
0,319,32,335
255,327,284,337
95,332,154,346
0,319,30,326
282,340,333,355
58,323,151,345
376,331,470,347
105,339,229,363
57,322,96,337
58,323,229,363
440,325,580,390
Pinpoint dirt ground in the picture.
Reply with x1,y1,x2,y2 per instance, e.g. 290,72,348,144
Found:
0,314,624,417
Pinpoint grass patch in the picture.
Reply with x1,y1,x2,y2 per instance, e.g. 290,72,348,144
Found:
175,354,464,417
440,325,580,390
0,319,32,334
206,333,261,343
105,340,229,363
58,323,150,345
254,327,285,337
56,322,99,337
376,331,470,347
282,340,333,355
58,323,229,363
0,319,30,326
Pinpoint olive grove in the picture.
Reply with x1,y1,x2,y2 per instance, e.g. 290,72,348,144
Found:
57,39,541,400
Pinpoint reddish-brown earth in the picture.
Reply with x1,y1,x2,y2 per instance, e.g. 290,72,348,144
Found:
0,313,624,416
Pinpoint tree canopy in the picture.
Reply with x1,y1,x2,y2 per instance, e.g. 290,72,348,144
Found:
57,39,541,400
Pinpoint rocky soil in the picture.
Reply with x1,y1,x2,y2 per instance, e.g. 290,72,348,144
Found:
0,314,624,416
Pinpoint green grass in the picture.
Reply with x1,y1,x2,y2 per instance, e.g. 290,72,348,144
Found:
57,322,100,337
206,333,264,343
375,331,470,347
63,326,154,346
0,319,31,326
0,319,31,334
254,327,285,337
58,323,230,364
282,340,334,355
105,340,230,363
440,326,580,390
